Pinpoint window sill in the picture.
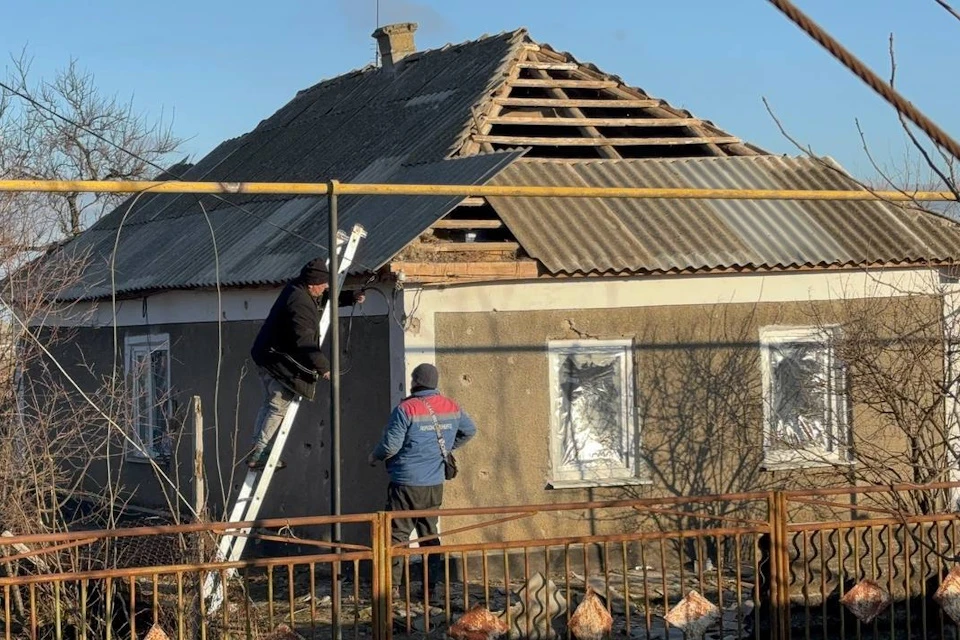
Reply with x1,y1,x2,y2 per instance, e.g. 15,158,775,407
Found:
125,455,158,464
762,458,855,472
547,477,653,490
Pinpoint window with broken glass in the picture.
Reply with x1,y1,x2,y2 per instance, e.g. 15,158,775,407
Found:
547,339,637,484
760,326,849,467
125,334,173,460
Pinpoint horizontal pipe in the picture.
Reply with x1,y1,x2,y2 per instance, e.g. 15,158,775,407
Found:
0,538,96,565
0,550,372,587
2,483,948,549
787,512,960,532
0,179,955,201
0,512,377,547
783,480,960,499
392,512,535,549
390,525,770,557
384,491,770,520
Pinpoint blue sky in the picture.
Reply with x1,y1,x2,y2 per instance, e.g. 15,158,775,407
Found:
2,1,956,182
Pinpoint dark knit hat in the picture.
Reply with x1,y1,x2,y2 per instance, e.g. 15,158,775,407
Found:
299,258,329,285
411,363,439,390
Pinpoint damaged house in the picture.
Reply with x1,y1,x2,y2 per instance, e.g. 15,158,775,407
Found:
25,23,960,543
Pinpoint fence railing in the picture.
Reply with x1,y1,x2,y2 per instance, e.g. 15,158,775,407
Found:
1,484,959,640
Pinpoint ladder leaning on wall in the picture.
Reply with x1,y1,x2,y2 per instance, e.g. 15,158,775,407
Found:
201,223,367,615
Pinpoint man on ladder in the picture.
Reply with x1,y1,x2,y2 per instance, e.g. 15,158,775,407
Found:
247,256,365,469
203,225,366,614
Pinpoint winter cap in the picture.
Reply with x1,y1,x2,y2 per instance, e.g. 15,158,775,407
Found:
299,258,330,285
411,363,439,390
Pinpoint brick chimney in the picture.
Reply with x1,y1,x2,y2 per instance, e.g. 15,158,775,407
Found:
372,23,418,69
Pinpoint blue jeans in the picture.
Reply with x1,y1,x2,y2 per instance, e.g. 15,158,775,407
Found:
251,367,295,454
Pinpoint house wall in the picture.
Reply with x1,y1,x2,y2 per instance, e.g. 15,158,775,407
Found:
399,268,948,543
31,286,400,543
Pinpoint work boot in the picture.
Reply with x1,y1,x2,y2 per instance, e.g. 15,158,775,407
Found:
245,448,286,470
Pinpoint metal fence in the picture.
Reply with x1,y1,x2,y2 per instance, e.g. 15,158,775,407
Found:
1,485,960,640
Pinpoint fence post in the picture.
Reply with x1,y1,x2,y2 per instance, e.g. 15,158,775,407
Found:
378,511,393,640
768,491,790,640
192,396,205,521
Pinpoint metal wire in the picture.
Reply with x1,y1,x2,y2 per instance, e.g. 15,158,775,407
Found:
767,0,960,164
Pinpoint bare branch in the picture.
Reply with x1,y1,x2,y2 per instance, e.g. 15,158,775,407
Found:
934,0,960,23
886,34,960,205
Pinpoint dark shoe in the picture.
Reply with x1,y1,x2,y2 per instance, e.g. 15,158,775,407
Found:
246,449,286,470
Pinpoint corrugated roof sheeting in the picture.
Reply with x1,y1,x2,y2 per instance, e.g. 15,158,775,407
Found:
54,29,529,300
58,152,522,300
488,156,960,275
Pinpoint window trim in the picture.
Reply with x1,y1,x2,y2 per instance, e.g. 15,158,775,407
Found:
124,333,171,461
759,325,850,469
546,338,640,486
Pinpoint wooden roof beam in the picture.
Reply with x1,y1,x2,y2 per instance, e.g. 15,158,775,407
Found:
529,47,734,156
524,57,620,159
493,97,661,108
389,260,540,282
517,61,579,71
488,116,701,127
562,68,731,156
458,46,531,156
416,241,519,253
510,78,619,89
474,135,739,146
432,219,504,230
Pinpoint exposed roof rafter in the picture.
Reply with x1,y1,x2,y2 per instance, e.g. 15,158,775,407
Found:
464,34,763,160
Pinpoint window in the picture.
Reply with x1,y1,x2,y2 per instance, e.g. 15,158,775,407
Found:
760,326,849,468
125,334,172,460
547,339,639,485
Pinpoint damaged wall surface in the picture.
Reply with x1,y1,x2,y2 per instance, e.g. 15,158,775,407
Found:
32,316,393,531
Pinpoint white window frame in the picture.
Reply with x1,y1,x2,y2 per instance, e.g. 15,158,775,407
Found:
124,334,171,460
546,338,642,487
759,325,851,469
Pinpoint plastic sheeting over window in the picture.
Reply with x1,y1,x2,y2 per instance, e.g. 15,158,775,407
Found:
768,341,830,449
548,341,635,482
761,327,847,465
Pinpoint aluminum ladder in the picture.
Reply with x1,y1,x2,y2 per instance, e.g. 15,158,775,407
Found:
202,223,366,614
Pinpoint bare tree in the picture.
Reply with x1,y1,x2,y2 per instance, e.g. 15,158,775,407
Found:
0,52,205,636
756,17,960,516
0,51,183,242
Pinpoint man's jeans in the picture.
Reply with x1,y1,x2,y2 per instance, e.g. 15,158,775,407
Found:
251,367,295,455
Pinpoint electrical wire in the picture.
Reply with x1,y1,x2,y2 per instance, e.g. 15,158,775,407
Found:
0,293,199,519
196,199,227,509
0,78,384,274
766,0,960,164
2,77,422,333
0,78,232,515
2,73,424,518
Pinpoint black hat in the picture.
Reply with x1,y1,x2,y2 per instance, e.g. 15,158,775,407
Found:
411,363,439,390
299,258,329,285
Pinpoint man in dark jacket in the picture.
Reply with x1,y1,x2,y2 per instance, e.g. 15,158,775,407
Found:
247,258,364,469
368,363,476,597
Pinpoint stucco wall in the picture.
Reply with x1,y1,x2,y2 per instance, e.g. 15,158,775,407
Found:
36,316,393,530
429,293,945,543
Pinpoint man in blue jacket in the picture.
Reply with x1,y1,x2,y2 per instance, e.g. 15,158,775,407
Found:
368,363,476,598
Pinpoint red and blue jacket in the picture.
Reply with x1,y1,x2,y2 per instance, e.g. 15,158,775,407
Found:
371,389,477,487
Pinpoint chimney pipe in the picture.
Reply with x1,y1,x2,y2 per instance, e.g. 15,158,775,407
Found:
372,22,418,70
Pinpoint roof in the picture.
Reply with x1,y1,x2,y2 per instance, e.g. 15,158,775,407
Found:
487,156,960,275
52,29,529,299
56,152,521,300
46,25,960,301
